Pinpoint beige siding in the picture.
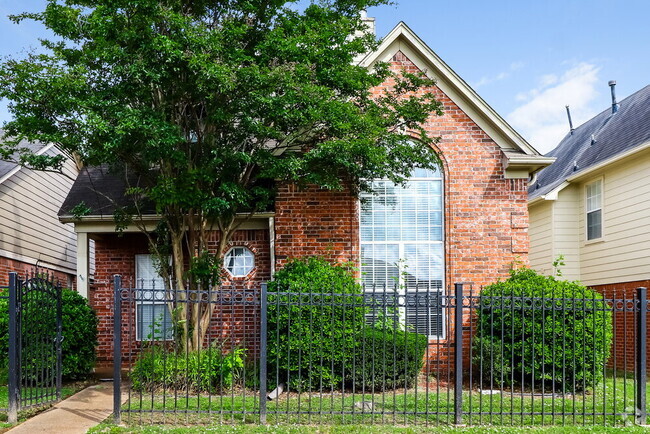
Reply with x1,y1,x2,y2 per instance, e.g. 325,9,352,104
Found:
529,200,554,276
578,153,650,286
0,153,77,272
552,185,581,281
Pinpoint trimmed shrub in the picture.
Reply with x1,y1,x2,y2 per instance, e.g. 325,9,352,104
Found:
60,289,100,379
130,345,245,393
472,268,613,391
347,327,428,392
266,257,366,391
0,287,99,381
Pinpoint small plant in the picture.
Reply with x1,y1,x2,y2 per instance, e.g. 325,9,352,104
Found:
472,268,612,392
130,344,245,393
552,254,566,277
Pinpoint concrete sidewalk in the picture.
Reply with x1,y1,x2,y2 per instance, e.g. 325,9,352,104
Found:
8,382,122,434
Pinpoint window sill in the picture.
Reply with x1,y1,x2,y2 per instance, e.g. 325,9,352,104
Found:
584,237,606,246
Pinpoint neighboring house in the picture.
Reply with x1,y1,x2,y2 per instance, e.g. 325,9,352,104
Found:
528,83,650,293
0,134,79,287
58,21,553,367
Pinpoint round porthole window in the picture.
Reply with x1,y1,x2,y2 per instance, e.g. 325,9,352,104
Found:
224,246,255,277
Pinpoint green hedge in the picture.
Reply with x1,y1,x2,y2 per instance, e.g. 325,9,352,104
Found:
266,257,428,393
473,268,613,391
267,257,366,391
347,327,428,392
130,346,245,393
0,287,98,382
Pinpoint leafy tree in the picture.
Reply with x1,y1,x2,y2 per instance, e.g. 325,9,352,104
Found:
0,0,443,351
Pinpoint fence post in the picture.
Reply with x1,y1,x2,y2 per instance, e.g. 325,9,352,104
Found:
113,275,122,425
637,286,647,425
454,283,464,425
259,283,268,424
7,272,18,424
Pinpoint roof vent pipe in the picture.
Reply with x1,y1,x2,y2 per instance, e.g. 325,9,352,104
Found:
565,105,575,134
609,80,619,114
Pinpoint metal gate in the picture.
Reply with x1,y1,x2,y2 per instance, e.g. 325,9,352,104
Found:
6,271,63,423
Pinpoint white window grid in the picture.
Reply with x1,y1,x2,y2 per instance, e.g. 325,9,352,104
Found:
359,167,445,339
135,254,173,341
225,246,255,277
586,180,603,240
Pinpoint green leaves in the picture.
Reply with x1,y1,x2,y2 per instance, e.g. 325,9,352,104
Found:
0,0,443,285
473,268,613,392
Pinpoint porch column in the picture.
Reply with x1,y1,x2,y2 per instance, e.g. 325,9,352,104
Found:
76,232,89,298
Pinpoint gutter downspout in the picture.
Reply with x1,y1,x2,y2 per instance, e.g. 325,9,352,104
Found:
268,216,276,278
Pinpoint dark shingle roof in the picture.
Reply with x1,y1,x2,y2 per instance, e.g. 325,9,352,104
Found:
58,166,156,217
529,85,650,200
0,131,49,181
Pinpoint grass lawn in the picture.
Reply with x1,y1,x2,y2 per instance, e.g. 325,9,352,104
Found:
111,374,647,428
88,422,650,433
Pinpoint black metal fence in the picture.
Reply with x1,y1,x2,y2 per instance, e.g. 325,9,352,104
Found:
113,279,649,427
2,272,63,423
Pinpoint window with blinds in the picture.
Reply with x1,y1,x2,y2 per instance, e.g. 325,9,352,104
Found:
360,166,444,338
586,180,603,240
135,254,173,341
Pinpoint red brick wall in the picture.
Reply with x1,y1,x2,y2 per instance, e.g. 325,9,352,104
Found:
89,50,531,372
272,51,530,374
274,184,359,267
0,256,74,288
274,51,529,287
91,230,272,367
591,280,650,372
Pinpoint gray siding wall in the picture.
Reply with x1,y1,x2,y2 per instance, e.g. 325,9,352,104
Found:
529,200,554,276
579,153,650,286
0,151,78,272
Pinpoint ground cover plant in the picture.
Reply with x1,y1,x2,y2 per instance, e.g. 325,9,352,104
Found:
130,345,245,393
472,268,613,391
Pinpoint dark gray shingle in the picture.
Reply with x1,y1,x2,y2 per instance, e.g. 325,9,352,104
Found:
529,85,650,200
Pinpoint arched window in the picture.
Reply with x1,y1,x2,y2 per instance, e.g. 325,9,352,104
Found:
360,165,444,337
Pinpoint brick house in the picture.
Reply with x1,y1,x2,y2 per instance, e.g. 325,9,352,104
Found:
58,22,553,367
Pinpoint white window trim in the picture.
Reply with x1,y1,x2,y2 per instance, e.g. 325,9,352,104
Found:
224,246,255,278
585,177,604,243
135,254,173,342
359,167,446,339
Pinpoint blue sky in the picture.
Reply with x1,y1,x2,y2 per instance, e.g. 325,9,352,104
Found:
1,0,649,153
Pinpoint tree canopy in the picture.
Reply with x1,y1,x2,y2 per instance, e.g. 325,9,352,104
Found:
0,0,444,349
0,0,442,333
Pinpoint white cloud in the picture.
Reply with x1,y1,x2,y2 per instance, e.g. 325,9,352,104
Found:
474,61,525,88
507,62,601,154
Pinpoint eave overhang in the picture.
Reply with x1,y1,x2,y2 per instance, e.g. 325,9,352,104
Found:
360,22,548,180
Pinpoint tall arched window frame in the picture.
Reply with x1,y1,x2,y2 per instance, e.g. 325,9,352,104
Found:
359,165,445,338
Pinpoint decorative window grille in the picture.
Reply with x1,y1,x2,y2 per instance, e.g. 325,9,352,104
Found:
224,247,255,277
360,166,445,338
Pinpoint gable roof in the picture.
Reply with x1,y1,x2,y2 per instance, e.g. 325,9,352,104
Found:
58,165,157,219
61,21,554,222
0,131,53,185
360,22,555,175
529,84,650,201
